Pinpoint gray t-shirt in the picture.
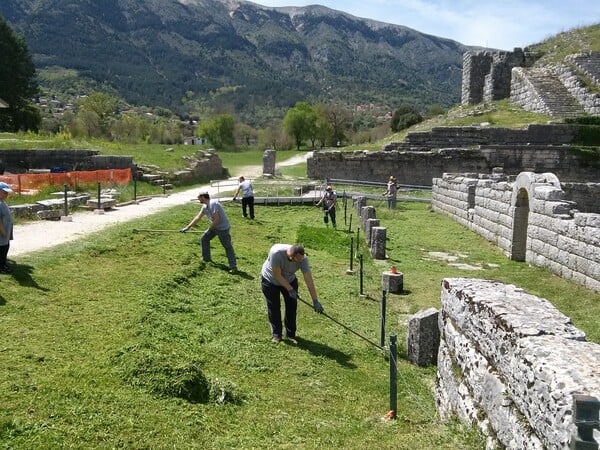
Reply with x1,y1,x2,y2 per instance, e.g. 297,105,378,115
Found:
261,244,310,285
239,180,254,198
201,200,230,231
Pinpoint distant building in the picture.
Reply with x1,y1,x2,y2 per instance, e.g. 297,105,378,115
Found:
184,137,207,145
0,98,8,108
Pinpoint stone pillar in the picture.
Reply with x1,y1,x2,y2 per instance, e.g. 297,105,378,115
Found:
365,218,380,245
382,270,403,294
262,149,276,176
406,308,440,367
370,226,386,259
354,196,366,216
361,205,376,230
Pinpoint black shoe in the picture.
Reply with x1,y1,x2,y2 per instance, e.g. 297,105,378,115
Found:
0,266,12,274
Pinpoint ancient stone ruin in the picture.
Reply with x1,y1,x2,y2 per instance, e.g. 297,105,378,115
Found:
462,49,600,117
432,170,600,292
437,277,600,449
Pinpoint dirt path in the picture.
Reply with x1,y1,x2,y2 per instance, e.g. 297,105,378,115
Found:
10,152,312,257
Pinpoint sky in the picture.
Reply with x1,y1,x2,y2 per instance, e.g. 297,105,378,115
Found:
253,0,598,50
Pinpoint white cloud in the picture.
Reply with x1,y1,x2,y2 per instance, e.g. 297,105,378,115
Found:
254,0,599,49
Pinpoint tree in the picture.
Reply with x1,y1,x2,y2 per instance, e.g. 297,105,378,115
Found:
323,103,351,147
283,102,317,150
79,92,118,137
235,123,257,147
390,105,423,132
0,16,40,132
197,114,235,150
313,104,333,148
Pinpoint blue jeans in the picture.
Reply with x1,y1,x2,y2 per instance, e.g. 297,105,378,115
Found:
200,228,237,269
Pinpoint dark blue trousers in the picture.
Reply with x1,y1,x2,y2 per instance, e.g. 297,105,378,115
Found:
261,276,299,339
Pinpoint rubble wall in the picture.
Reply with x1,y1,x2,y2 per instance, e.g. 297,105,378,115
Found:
437,278,600,449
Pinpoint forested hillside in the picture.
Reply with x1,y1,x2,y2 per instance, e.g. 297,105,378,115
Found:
0,0,469,124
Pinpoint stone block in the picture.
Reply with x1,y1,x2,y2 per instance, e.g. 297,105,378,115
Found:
37,209,62,220
370,226,386,259
407,308,440,366
87,198,117,209
382,270,403,294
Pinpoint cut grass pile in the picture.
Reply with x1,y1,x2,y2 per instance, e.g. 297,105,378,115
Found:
1,199,598,448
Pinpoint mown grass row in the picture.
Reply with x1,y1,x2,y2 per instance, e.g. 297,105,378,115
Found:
1,199,597,448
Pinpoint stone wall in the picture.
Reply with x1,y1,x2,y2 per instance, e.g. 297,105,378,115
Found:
437,277,600,449
463,49,600,117
509,67,555,116
461,49,537,105
562,182,600,214
0,149,133,173
555,62,600,115
432,171,600,292
307,125,600,185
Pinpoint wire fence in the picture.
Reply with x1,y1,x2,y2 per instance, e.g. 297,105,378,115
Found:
209,177,431,203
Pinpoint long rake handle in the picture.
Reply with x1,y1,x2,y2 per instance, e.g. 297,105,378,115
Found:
298,296,384,351
133,228,203,234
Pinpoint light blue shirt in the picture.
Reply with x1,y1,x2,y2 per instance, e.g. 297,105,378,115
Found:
0,200,13,245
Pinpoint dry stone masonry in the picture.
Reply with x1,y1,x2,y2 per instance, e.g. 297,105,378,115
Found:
432,171,600,292
308,123,599,186
462,49,600,117
436,278,600,449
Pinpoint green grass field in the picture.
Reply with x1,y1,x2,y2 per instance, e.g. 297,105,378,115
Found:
1,198,598,448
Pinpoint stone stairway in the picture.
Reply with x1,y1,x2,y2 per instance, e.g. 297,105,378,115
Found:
526,69,585,118
570,52,600,86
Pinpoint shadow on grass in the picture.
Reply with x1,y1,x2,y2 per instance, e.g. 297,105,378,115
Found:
0,296,5,306
212,262,255,280
294,337,357,369
8,263,49,292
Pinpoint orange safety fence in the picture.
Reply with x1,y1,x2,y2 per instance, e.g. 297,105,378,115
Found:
0,168,132,194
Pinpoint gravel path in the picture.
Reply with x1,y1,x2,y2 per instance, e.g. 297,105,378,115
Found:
10,152,312,257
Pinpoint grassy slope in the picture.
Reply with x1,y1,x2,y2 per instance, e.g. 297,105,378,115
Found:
1,199,598,448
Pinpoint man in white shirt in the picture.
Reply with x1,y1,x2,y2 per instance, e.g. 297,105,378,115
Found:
232,176,255,219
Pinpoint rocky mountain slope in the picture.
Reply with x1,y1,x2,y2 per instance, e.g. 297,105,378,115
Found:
0,0,470,123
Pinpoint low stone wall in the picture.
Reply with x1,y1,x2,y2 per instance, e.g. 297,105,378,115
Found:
562,182,600,214
437,278,600,449
383,124,579,152
308,144,599,186
0,149,133,173
432,171,600,292
308,123,599,185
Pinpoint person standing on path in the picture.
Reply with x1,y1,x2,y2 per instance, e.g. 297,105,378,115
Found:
232,176,255,219
260,244,324,344
0,182,14,274
384,176,398,209
180,192,237,273
316,185,337,228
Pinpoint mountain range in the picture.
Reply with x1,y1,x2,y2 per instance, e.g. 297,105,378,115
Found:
0,0,471,125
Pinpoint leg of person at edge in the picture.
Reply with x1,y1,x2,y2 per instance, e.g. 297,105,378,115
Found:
0,182,14,274
260,244,324,344
316,184,337,228
232,176,255,219
180,191,238,273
